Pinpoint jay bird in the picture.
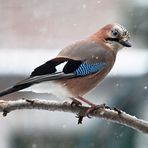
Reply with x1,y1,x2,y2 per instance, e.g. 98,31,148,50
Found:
0,23,131,109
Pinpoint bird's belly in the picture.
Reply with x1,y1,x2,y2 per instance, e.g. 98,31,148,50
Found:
21,81,73,99
58,68,111,97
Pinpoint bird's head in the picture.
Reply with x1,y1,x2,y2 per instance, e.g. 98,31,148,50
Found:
91,23,132,52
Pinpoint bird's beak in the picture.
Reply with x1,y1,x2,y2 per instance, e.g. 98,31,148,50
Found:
119,40,132,47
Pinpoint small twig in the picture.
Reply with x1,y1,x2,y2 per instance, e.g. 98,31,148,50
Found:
0,99,148,134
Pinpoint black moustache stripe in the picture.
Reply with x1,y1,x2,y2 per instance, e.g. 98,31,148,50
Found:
105,37,119,43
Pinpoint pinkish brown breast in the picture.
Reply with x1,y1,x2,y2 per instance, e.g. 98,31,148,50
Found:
58,64,114,97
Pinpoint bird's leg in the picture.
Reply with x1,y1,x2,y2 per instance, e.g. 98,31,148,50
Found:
70,96,110,124
77,96,96,107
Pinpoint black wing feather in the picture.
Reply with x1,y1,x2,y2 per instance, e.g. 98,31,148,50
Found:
31,57,82,77
63,60,82,73
0,83,31,97
31,57,64,76
0,57,82,97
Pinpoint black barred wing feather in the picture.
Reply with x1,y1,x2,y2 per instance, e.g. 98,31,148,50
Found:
74,63,106,76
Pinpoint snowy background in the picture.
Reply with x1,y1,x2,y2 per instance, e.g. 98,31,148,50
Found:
0,0,148,148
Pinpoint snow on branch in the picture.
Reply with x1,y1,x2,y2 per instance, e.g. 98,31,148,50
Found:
0,98,148,134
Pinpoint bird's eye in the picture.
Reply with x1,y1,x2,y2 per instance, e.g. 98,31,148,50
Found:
111,29,119,37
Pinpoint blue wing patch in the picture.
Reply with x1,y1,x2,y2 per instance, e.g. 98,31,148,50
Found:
74,63,106,76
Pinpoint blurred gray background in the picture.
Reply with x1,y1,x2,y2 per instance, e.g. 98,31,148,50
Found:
0,0,148,148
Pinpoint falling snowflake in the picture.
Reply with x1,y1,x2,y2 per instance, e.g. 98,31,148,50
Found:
82,4,87,9
73,23,77,27
97,1,101,4
116,83,120,87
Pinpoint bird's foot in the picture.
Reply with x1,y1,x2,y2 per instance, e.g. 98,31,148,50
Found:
76,104,109,124
77,96,96,106
69,97,82,108
77,96,111,110
73,96,111,124
85,104,107,118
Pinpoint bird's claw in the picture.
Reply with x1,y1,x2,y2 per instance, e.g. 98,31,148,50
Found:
72,96,111,124
70,97,82,108
87,114,92,119
85,103,108,118
76,103,111,124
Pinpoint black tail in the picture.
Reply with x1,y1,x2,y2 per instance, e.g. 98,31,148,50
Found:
0,83,31,97
0,72,75,97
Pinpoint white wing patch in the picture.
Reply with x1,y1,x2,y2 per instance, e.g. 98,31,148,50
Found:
55,61,68,72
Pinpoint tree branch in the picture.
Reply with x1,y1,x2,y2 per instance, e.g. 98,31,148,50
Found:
0,98,148,134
